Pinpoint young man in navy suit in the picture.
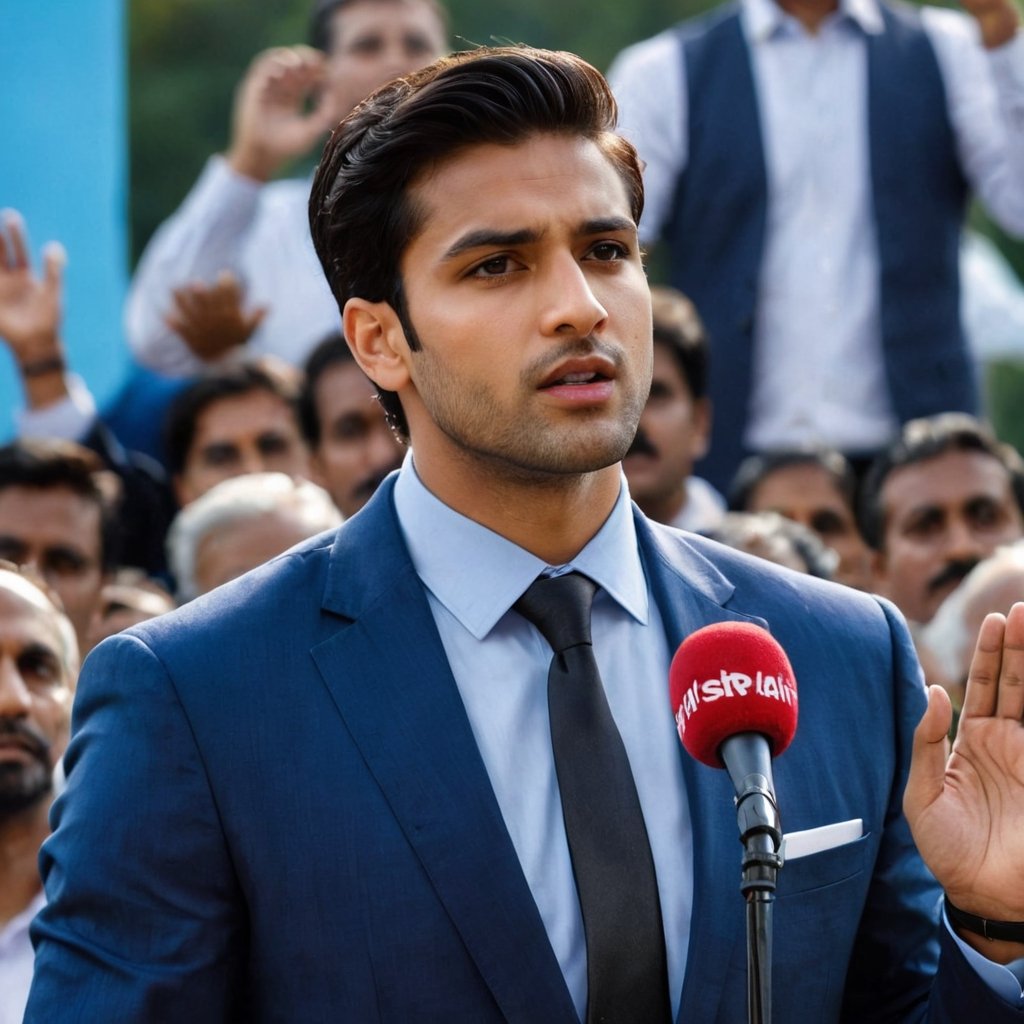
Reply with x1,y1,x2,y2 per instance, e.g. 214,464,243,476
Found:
27,46,1024,1022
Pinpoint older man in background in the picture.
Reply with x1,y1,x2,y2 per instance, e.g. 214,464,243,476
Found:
0,567,77,1024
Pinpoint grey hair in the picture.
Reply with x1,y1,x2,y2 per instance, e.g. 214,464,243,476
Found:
167,473,342,602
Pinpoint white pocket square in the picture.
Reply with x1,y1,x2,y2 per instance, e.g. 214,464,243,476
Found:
783,818,863,861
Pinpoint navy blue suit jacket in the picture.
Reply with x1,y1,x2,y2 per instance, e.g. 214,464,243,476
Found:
25,478,1022,1021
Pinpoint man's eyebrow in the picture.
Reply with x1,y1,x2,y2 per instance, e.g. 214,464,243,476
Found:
441,217,637,262
579,216,636,236
442,228,541,261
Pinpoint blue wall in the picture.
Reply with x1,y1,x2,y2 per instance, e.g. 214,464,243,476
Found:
0,0,129,439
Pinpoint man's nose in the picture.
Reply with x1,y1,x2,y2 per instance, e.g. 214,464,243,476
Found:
0,658,32,718
539,258,608,339
243,449,270,475
944,516,988,561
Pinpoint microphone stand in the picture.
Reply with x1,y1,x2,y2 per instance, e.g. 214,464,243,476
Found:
722,736,785,1024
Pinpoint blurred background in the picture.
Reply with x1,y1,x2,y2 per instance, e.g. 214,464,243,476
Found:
2,0,1022,447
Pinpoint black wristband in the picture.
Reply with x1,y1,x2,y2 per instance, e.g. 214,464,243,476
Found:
20,355,65,378
945,895,1024,943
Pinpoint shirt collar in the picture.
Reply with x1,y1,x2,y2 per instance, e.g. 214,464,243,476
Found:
742,0,883,42
393,453,649,640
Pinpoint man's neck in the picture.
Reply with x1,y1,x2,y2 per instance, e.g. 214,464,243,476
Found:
0,800,50,926
413,454,624,566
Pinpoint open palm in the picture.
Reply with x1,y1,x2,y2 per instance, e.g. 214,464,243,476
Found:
905,604,1024,944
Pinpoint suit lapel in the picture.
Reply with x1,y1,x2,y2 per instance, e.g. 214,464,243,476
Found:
637,515,768,1023
311,481,576,1023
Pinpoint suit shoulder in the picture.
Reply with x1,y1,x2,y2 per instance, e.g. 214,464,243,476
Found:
127,527,338,653
655,521,893,632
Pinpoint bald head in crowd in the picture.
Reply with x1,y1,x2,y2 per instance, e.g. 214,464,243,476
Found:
167,472,342,602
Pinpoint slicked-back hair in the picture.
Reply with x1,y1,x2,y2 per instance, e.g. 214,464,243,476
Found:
309,45,645,440
857,413,1024,551
163,362,302,477
0,439,118,573
308,0,449,54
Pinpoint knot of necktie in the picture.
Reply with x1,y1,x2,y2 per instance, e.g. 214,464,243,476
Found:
513,571,597,654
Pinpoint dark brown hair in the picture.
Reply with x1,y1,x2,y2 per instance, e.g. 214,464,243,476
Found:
309,45,644,440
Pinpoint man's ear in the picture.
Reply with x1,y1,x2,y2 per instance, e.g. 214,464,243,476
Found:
343,298,412,394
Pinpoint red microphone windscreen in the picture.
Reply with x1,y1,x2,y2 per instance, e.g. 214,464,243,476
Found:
669,622,798,769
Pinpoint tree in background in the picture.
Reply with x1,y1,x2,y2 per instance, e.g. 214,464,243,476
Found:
129,0,1024,446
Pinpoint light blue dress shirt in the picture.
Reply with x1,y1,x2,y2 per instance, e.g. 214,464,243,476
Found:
394,454,1024,1011
394,457,693,1021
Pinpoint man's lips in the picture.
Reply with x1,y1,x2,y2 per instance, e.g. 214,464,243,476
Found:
538,356,617,402
0,720,50,764
539,355,617,389
0,738,41,764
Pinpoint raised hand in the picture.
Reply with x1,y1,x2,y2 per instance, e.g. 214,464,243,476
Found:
0,210,65,363
905,602,1024,963
960,0,1020,49
164,270,268,362
225,45,339,182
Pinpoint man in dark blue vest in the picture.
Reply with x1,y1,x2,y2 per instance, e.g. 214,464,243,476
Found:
610,0,1024,492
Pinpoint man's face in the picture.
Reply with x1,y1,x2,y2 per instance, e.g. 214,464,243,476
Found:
324,0,447,118
365,133,652,489
623,340,709,513
745,462,873,591
174,389,312,506
0,486,105,652
874,449,1024,623
311,361,403,516
0,573,74,820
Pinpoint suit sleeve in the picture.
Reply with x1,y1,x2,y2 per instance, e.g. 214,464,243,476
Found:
841,598,1024,1022
25,632,247,1023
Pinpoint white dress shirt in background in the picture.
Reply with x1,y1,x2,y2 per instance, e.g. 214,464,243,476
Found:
609,0,1024,454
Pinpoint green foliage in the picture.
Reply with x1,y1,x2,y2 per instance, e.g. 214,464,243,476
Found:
986,359,1024,454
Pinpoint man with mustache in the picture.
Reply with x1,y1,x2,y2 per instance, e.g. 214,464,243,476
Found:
622,285,725,532
0,566,77,1024
858,413,1024,625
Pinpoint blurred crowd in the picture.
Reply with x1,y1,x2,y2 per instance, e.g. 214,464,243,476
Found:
3,0,1024,1017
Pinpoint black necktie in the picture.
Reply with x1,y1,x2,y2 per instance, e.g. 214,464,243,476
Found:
515,572,671,1024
